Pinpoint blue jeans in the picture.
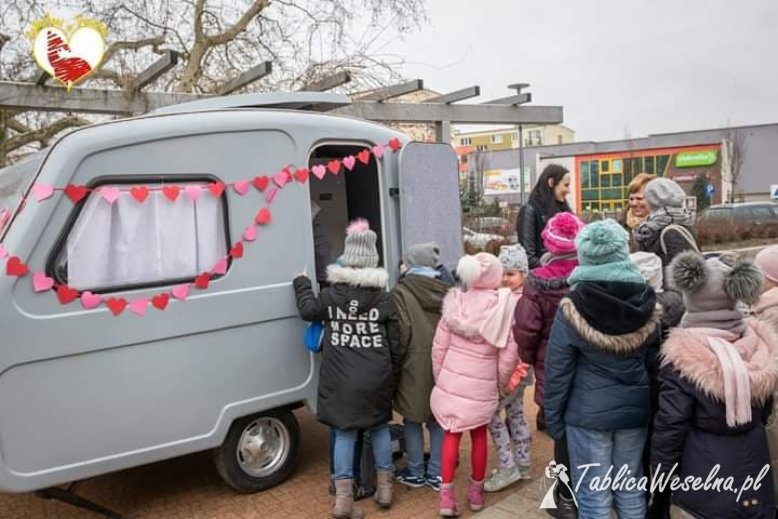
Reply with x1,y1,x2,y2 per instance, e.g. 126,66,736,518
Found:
329,428,362,481
403,417,443,479
333,425,393,480
566,425,647,519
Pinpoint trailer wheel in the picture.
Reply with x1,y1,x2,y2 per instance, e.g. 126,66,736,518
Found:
214,408,300,493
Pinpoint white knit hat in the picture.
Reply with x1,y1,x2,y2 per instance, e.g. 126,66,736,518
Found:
341,219,379,268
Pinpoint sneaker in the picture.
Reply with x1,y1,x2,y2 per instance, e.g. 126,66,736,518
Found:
484,466,522,492
517,465,532,480
425,474,442,492
395,468,426,489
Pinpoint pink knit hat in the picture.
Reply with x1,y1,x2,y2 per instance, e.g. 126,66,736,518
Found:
541,212,585,255
457,252,504,289
755,245,778,283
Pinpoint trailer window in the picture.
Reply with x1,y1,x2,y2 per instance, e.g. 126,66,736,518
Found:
49,178,229,293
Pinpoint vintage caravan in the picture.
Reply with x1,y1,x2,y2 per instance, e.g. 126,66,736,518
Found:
0,92,462,497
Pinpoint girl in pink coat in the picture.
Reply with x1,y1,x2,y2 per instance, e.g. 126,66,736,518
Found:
430,252,519,517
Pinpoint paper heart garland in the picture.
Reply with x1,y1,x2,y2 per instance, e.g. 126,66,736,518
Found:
6,256,28,277
253,176,269,191
273,170,290,188
106,297,128,316
233,181,250,196
311,165,327,180
229,242,244,259
130,298,148,316
185,185,202,202
171,284,189,301
255,208,272,225
32,272,54,292
343,156,357,171
130,186,150,203
152,293,170,310
294,168,309,184
162,186,181,202
81,291,102,309
388,138,402,151
64,185,88,204
100,186,121,204
195,273,211,290
212,258,229,275
32,183,54,202
208,183,225,197
57,284,79,305
265,187,278,205
372,145,385,159
357,150,371,165
327,160,341,175
0,245,7,260
243,225,257,241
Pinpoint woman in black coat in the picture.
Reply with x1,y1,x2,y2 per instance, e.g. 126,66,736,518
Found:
516,164,573,269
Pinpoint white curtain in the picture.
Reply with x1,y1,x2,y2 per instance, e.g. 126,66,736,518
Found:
67,185,226,290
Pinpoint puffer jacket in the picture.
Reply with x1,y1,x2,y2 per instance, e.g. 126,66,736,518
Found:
652,320,778,519
544,281,661,441
516,200,571,269
513,257,578,408
430,288,519,433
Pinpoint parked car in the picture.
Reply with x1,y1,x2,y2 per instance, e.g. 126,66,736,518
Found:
472,216,512,235
698,202,778,225
462,226,504,248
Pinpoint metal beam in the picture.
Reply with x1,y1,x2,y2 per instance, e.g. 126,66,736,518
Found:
299,71,351,92
35,71,49,86
359,79,424,102
482,93,532,105
215,61,272,95
335,101,562,125
435,121,451,143
131,50,178,91
0,81,202,115
423,86,480,104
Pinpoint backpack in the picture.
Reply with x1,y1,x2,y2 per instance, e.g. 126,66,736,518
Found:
659,224,700,256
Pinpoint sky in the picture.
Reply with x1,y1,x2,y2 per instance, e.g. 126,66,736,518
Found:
379,0,778,141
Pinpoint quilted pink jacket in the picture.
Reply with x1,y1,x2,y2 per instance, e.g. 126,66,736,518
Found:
430,288,519,433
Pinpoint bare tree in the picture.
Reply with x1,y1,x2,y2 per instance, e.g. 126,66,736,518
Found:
721,128,745,203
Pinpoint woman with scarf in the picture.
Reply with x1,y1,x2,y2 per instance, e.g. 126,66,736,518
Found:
651,251,778,519
633,178,699,273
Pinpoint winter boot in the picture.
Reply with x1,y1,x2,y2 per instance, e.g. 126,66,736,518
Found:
333,479,364,519
374,469,394,508
439,483,460,517
468,478,485,512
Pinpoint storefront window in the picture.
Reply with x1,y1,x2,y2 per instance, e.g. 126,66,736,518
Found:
613,174,623,187
590,160,599,187
656,155,670,176
645,156,655,174
601,160,610,173
581,161,590,188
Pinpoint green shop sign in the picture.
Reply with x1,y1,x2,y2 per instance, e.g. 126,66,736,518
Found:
675,150,718,168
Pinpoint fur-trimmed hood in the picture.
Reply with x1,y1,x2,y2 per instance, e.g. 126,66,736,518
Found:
559,297,662,353
326,264,388,288
660,319,778,405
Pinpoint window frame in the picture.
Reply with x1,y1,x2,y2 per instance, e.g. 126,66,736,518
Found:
46,174,232,295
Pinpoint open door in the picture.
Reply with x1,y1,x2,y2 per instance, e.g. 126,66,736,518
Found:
398,142,463,270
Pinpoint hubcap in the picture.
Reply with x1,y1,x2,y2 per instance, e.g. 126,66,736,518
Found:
236,417,290,477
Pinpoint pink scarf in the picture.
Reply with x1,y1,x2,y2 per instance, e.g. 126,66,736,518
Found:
479,287,515,349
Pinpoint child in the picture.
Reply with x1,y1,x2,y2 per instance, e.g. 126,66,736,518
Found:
293,219,400,519
391,242,451,492
484,245,533,493
430,252,518,517
545,219,662,519
652,251,778,519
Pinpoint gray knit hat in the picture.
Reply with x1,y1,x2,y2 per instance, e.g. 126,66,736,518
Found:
644,178,686,210
403,242,440,268
341,219,379,268
498,244,529,273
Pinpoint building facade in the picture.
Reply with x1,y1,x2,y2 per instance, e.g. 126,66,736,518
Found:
452,125,575,152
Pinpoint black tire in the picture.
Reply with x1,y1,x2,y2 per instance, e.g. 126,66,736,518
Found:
213,408,300,493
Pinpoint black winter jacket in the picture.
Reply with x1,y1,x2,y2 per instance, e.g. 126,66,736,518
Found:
293,265,400,430
637,223,698,269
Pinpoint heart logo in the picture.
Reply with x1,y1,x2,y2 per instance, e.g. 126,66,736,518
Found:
343,156,357,171
99,186,121,204
106,297,128,316
171,284,190,301
312,165,327,180
152,293,170,311
129,298,148,317
195,273,211,290
253,176,269,191
56,284,79,305
243,225,257,242
64,184,88,204
6,256,28,277
185,185,202,202
130,186,149,203
294,168,309,184
388,138,402,151
32,183,54,202
230,242,244,259
372,145,385,159
80,291,102,310
233,181,250,195
357,150,371,165
30,17,107,90
162,186,180,202
255,208,272,225
208,182,225,197
32,272,55,292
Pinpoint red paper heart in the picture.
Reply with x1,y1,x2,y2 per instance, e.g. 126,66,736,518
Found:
195,272,211,290
254,176,269,191
294,168,309,184
130,186,149,203
230,242,244,259
56,284,79,305
6,256,28,277
388,138,402,151
162,186,181,202
106,297,128,316
64,184,88,204
208,182,225,197
327,160,341,175
255,208,272,225
152,293,170,311
357,150,371,164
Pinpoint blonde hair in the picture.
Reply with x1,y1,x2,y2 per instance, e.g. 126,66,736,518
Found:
628,173,656,195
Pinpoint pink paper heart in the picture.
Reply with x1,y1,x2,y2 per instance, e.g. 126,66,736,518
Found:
233,181,250,196
32,272,54,292
265,187,278,205
343,156,357,171
312,165,327,180
32,183,55,202
80,291,102,310
372,145,385,159
243,225,257,242
212,258,229,275
273,171,290,188
185,185,202,202
130,298,148,316
0,244,7,259
171,284,189,301
100,186,121,204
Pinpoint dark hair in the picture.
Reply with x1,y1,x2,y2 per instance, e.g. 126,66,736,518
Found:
529,164,572,216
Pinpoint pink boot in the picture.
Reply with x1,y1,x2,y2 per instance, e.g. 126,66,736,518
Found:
439,483,460,517
468,478,485,512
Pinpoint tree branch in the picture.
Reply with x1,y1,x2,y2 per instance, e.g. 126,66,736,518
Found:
103,36,166,65
2,115,89,153
205,0,271,46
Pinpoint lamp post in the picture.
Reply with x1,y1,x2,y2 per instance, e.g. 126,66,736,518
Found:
508,83,530,206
